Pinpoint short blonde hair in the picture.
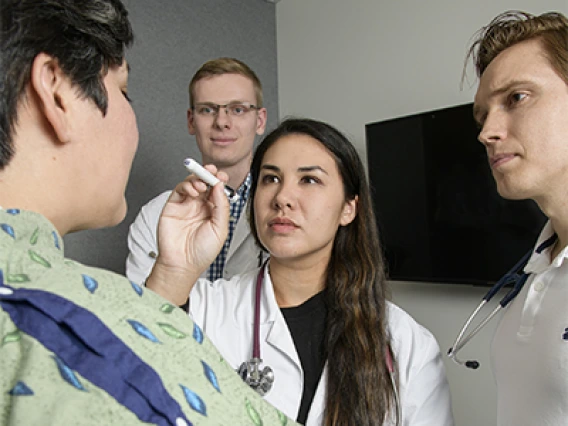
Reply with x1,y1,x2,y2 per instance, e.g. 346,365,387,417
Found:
188,57,263,107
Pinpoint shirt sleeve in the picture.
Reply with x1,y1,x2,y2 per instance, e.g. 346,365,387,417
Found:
125,191,170,285
389,304,455,426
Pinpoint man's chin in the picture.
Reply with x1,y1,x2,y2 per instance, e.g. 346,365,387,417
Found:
110,201,129,227
496,182,531,201
79,201,128,232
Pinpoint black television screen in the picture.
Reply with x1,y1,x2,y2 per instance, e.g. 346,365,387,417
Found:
365,103,547,286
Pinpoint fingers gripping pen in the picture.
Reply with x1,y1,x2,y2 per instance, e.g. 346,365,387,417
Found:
183,158,239,202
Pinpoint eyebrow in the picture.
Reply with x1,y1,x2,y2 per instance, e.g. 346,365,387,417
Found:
195,100,253,105
261,164,329,174
489,79,533,97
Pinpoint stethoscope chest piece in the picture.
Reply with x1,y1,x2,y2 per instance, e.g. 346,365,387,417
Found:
237,357,274,396
237,263,275,396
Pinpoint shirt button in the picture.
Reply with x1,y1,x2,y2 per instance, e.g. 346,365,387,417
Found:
0,287,14,296
533,281,545,292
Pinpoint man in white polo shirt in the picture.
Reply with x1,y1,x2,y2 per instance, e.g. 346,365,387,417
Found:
468,10,568,426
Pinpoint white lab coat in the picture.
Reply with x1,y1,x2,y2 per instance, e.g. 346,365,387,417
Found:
189,266,455,426
125,190,265,284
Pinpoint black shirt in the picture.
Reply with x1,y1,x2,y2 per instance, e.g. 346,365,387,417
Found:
281,291,327,425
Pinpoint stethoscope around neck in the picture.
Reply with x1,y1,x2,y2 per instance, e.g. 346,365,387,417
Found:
448,233,558,369
236,262,403,426
236,262,274,396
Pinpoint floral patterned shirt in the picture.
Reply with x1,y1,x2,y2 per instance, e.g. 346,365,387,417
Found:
0,209,293,426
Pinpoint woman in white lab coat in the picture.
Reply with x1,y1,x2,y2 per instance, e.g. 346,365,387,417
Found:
147,118,454,426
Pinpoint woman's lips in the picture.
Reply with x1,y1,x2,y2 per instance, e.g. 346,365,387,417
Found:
269,218,298,232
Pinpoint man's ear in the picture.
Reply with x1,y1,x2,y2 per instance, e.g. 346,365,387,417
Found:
256,107,267,136
29,53,73,143
187,108,196,135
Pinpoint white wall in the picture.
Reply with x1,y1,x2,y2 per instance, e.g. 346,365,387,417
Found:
276,1,568,425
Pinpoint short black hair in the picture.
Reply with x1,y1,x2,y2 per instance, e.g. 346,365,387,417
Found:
0,0,134,168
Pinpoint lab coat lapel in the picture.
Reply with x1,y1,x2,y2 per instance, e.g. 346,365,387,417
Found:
225,202,250,263
305,366,327,426
261,267,302,369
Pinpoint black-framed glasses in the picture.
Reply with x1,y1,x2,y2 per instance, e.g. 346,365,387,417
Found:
192,102,260,117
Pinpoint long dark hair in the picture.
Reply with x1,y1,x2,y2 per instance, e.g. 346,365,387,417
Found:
249,118,397,425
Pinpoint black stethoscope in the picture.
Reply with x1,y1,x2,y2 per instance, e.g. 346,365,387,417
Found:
237,262,275,396
236,262,402,426
448,233,558,369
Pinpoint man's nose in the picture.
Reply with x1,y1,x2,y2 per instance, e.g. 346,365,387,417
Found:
478,110,507,146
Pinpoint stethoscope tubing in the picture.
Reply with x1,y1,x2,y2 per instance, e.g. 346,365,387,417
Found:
448,233,557,368
450,300,497,357
252,263,264,359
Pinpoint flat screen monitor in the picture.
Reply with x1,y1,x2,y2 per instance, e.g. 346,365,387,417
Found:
365,103,547,285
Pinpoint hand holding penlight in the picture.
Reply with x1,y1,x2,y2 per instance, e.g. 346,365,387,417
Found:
183,158,239,201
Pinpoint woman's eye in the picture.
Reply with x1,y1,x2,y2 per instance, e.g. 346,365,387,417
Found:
301,176,320,184
261,174,278,184
122,91,132,103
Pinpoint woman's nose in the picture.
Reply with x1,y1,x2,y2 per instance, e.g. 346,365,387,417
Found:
272,183,295,210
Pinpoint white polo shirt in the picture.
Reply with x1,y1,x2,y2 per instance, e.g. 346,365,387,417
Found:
492,221,568,426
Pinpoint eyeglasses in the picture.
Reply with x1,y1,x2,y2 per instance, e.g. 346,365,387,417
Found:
192,102,260,117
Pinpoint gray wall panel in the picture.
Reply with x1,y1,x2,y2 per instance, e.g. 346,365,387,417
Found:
63,0,278,274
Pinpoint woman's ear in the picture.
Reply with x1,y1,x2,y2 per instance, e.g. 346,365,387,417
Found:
29,53,73,144
340,195,358,226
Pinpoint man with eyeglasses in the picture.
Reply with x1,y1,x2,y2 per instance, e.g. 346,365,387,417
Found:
126,58,268,292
